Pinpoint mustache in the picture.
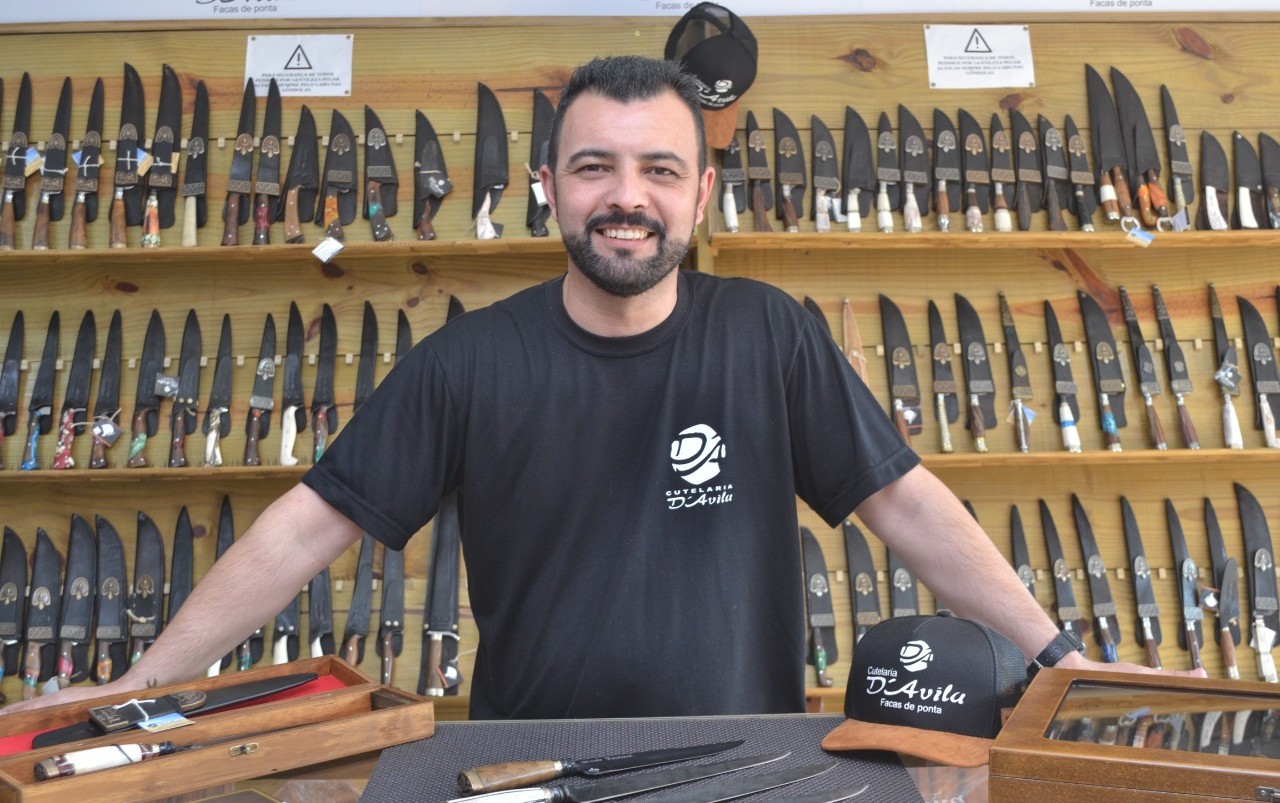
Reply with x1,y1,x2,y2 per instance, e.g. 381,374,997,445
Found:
586,210,667,237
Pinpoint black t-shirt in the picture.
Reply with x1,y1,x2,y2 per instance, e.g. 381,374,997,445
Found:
303,271,918,719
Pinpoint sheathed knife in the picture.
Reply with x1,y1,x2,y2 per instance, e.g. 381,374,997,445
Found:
32,76,72,251
718,131,744,234
1111,67,1170,230
801,526,836,687
94,515,127,684
1151,285,1199,449
1044,300,1082,453
897,105,928,233
1085,64,1135,227
0,311,19,469
56,514,96,689
1237,295,1280,448
0,73,32,250
473,83,508,240
810,114,839,233
989,113,1015,232
308,564,334,657
51,310,94,470
22,528,61,699
413,109,452,241
341,533,376,668
279,302,306,466
311,303,337,462
1199,131,1231,231
168,310,201,468
20,311,59,471
527,91,554,237
222,78,256,246
1236,483,1278,682
842,107,874,233
772,108,805,233
69,77,104,250
933,109,960,233
954,293,996,452
244,313,275,467
927,300,958,453
1008,109,1042,231
142,64,181,248
127,310,165,468
88,310,122,469
1160,86,1195,230
1078,290,1127,451
0,527,26,696
887,547,918,618
1209,284,1243,448
280,105,318,243
363,104,398,241
1040,500,1087,646
110,64,145,248
180,80,209,246
1118,286,1167,450
1233,132,1264,230
379,508,406,687
1071,494,1121,662
842,519,880,643
203,314,232,466
1165,499,1204,671
957,109,989,232
166,506,193,652
745,110,772,232
128,512,165,665
1120,496,1163,669
999,292,1033,452
1262,133,1280,230
874,111,900,233
1010,504,1036,600
879,294,921,444
1205,498,1242,672
1038,115,1070,231
252,79,282,245
316,109,357,241
1063,115,1097,231
354,301,377,415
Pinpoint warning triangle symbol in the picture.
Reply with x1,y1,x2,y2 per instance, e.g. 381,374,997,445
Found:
965,29,993,54
284,45,313,70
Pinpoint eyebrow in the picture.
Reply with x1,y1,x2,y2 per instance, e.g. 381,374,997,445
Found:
564,147,691,172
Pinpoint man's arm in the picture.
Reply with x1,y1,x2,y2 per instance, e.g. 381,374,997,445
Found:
2,483,365,712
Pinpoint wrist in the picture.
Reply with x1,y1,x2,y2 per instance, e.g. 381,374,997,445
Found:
1026,630,1085,679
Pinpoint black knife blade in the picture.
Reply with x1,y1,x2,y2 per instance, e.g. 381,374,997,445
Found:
473,83,508,240
1119,496,1162,669
316,109,357,241
127,309,165,468
1151,285,1199,449
1208,284,1243,448
954,293,996,452
1235,482,1278,682
1078,290,1127,451
1118,286,1167,450
1165,498,1204,670
842,106,874,232
887,547,918,618
0,311,20,468
1160,86,1195,230
56,514,96,689
1010,504,1035,600
1199,131,1231,231
0,527,26,696
166,506,194,633
1237,295,1280,447
718,131,744,234
875,111,901,233
308,565,334,657
1040,499,1087,644
201,314,232,466
128,512,165,665
341,533,377,668
22,528,61,700
1044,300,1082,453
927,300,959,453
1233,132,1264,230
180,79,209,246
69,77,104,249
378,528,405,687
879,294,921,444
1063,115,1097,232
280,105,318,244
801,526,836,687
355,301,377,414
957,109,990,232
1071,494,1121,662
244,313,275,467
167,309,201,468
413,109,452,241
1218,556,1241,680
87,310,122,469
363,104,398,241
222,78,256,246
1111,67,1170,230
1085,64,1135,227
279,301,306,466
1262,133,1280,230
0,72,32,249
94,515,127,684
32,76,72,250
745,110,772,232
810,114,839,233
20,311,58,471
989,113,1015,232
110,63,146,247
421,491,461,696
772,108,805,232
527,91,554,237
932,109,961,233
842,519,880,643
51,310,94,470
1038,115,1070,231
897,105,929,233
1008,109,1042,231
999,292,1033,452
252,79,282,245
142,64,182,247
311,303,337,462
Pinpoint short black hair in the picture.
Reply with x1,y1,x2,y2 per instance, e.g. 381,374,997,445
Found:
547,55,707,175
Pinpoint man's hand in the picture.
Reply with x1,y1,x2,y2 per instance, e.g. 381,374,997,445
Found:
0,676,143,715
1055,649,1208,679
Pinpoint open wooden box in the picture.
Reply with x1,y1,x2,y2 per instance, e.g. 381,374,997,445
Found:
990,668,1280,802
0,656,433,803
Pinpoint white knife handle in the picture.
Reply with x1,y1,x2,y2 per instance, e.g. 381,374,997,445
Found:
1261,393,1278,448
1238,186,1259,229
876,182,893,233
181,195,198,247
273,634,291,665
1059,398,1082,453
721,184,739,233
1223,391,1244,449
206,660,220,677
993,186,1013,232
936,393,953,453
204,428,222,467
280,404,299,466
846,190,862,232
902,182,922,232
814,189,831,233
1251,615,1277,683
1205,186,1229,230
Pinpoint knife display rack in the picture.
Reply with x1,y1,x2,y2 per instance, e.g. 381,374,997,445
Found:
0,13,1278,711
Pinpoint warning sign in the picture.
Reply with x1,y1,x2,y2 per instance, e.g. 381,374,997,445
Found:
923,25,1035,90
245,35,354,98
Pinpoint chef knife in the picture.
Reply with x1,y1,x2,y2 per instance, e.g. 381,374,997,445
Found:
244,312,275,467
31,76,72,250
927,299,958,453
110,63,146,248
1044,300,1082,453
1119,497,1162,669
1151,284,1199,449
142,64,181,247
801,526,836,687
1237,295,1280,447
316,109,357,241
1063,115,1097,231
745,110,772,232
127,309,165,468
874,111,900,233
222,78,256,246
772,108,805,232
473,83,508,240
168,309,201,468
957,109,990,232
932,108,961,233
1208,284,1243,448
810,114,839,233
179,79,209,247
1008,109,1042,231
954,293,996,452
128,511,164,665
1160,85,1195,230
999,291,1033,452
1038,115,1070,231
413,109,453,241
69,77,104,249
20,311,58,471
1165,498,1204,671
879,294,922,444
22,528,61,699
50,310,95,470
203,314,232,466
1233,132,1264,230
842,106,874,232
94,515,127,684
252,78,283,245
280,105,318,243
56,514,96,689
989,113,1015,232
897,105,929,233
527,91,554,237
1118,285,1167,450
1071,494,1121,662
0,73,32,250
363,104,398,241
1078,290,1127,451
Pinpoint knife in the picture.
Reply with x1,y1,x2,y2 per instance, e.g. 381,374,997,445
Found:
1233,132,1264,230
989,113,1015,232
85,310,122,469
316,109,357,241
0,527,26,698
309,564,334,657
1120,497,1163,669
169,310,201,468
841,298,868,381
0,73,32,250
1008,109,1042,231
221,78,256,246
1063,115,1097,231
932,109,961,233
94,515,127,684
842,519,881,643
927,300,958,453
142,64,182,248
56,514,96,689
249,78,283,245
22,528,61,700
128,511,165,665
1010,504,1036,600
1045,300,1085,452
842,106,874,233
1118,286,1167,450
1199,131,1231,231
1208,284,1243,448
378,507,406,687
110,63,146,248
718,131,744,234
1078,290,1127,451
272,536,303,666
887,547,918,618
1218,555,1241,680
1237,295,1280,448
810,114,839,233
341,533,377,668
180,79,209,247
223,497,259,670
51,310,95,470
527,90,554,237
1071,494,1121,662
1038,115,1070,231
244,313,275,467
745,110,772,232
0,311,19,469
203,314,232,466
1236,482,1278,682
957,109,989,232
1040,500,1087,646
772,108,805,233
20,311,59,471
311,303,337,462
166,506,194,646
1111,67,1170,230
69,77,104,250
1085,64,1135,227
576,764,847,803
473,83,508,240
1205,497,1242,666
954,293,995,452
127,309,165,468
354,301,377,415
32,76,72,251
458,739,747,795
413,109,452,241
875,111,901,233
1262,133,1280,230
801,526,836,687
1160,86,1195,230
879,294,921,444
897,105,929,233
1165,498,1204,671
280,105,318,244
1151,285,1199,449
364,104,398,241
279,301,306,466
999,292,1033,452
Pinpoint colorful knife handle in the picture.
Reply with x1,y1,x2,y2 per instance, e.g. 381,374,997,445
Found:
721,183,739,233
963,186,983,232
181,194,199,247
810,626,833,687
31,193,52,250
69,193,89,249
1143,394,1168,450
934,179,950,233
751,182,773,233
1135,179,1158,229
0,191,15,250
279,404,299,466
366,180,393,241
901,183,922,233
222,193,243,245
253,193,273,245
96,641,112,685
1268,186,1280,230
1099,393,1122,451
141,191,161,248
1145,169,1170,217
109,188,127,248
1140,617,1162,669
936,394,953,453
323,189,345,241
284,186,306,243
991,183,1012,232
127,408,151,468
237,636,254,671
52,408,79,469
57,639,75,689
21,409,48,470
1096,616,1118,662
1173,394,1199,449
1058,398,1082,453
21,642,41,700
967,393,988,452
312,405,330,462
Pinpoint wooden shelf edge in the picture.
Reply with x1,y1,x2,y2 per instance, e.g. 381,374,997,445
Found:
707,230,1280,254
0,464,308,485
921,447,1277,471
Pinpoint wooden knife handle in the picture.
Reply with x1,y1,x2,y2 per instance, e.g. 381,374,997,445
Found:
284,185,305,243
751,182,773,232
96,641,113,685
1045,182,1068,231
253,193,272,245
1174,395,1199,449
244,409,264,466
1186,621,1203,670
109,189,127,248
968,393,988,452
1145,169,1169,217
416,210,436,241
141,191,161,247
780,189,799,233
366,180,393,241
31,194,51,250
127,407,151,468
424,634,445,696
1136,179,1157,229
57,639,75,689
222,193,242,246
459,761,563,795
1141,620,1162,669
169,409,188,468
0,195,15,251
1143,395,1167,450
323,189,344,241
1110,166,1135,219
51,408,77,470
181,194,199,247
21,641,41,700
69,193,88,249
935,179,951,231
379,632,394,686
341,634,361,667
1097,171,1120,221
89,422,112,469
1220,624,1239,679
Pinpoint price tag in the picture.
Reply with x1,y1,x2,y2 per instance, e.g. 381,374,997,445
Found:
312,236,344,263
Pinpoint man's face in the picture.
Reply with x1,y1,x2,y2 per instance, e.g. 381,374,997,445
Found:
543,90,714,298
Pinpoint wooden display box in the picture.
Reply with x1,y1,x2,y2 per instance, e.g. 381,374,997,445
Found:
0,656,433,803
990,668,1280,802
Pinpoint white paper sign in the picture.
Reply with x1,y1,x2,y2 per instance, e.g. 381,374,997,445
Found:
245,35,354,98
923,25,1035,89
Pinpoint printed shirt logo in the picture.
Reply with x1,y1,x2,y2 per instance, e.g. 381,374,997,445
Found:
665,424,734,511
899,639,934,672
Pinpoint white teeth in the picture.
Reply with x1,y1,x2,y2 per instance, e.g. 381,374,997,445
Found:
602,228,649,240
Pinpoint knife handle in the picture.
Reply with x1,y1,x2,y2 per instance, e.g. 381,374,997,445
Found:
1237,187,1260,229
901,183,922,233
21,410,46,470
109,188,127,248
721,183,740,233
341,634,361,667
936,394,953,453
31,193,52,250
1143,394,1168,450
0,192,15,250
366,180,394,241
780,189,799,233
1014,183,1034,231
876,182,894,233
253,193,273,245
1145,170,1169,217
1072,185,1096,231
1260,392,1278,448
1058,397,1082,453
424,633,445,696
244,409,264,466
1267,186,1280,229
272,632,293,665
1045,181,1068,231
991,183,1012,232
312,405,330,462
96,641,112,686
459,761,564,795
204,419,224,467
751,182,773,232
1255,614,1278,682
237,636,254,672
1204,185,1229,230
1096,616,1119,662
51,408,77,470
1222,391,1244,449
1097,171,1120,221
57,639,75,689
810,625,833,687
1221,623,1239,679
141,191,161,248
892,398,912,445
1110,166,1136,221
813,190,830,233
284,185,306,243
964,186,983,232
181,195,199,247
1141,619,1162,669
935,179,950,233
1136,179,1158,229
69,193,88,249
169,409,188,468
279,404,299,466
127,407,151,468
323,189,345,241
21,641,41,700
967,393,988,452
1011,398,1030,453
1173,393,1199,449
1186,620,1204,670
222,193,242,245
379,631,395,686
846,190,862,232
1099,392,1122,452
416,209,437,241
89,417,115,469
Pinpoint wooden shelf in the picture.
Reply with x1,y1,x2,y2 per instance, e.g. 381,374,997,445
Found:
708,230,1280,254
0,464,306,485
920,447,1280,472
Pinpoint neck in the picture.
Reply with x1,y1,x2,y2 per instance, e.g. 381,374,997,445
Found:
561,267,680,337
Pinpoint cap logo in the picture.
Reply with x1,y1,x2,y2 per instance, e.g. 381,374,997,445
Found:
899,639,933,672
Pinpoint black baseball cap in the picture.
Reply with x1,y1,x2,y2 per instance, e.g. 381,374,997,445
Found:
822,615,1027,767
664,2,757,149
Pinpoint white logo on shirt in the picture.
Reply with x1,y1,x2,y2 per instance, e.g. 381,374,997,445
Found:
670,424,725,484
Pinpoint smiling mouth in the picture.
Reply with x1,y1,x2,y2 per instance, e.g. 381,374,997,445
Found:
599,227,652,241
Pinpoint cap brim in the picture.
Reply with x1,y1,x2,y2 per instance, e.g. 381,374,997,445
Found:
702,102,739,151
821,717,994,768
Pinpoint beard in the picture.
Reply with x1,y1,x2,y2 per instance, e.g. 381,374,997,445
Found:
562,210,693,298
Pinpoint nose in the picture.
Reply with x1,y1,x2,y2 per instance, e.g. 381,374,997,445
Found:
604,163,648,212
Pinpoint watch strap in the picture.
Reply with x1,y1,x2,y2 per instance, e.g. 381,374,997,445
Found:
1028,631,1084,678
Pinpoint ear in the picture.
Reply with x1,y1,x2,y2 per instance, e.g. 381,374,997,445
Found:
693,165,716,226
540,163,557,222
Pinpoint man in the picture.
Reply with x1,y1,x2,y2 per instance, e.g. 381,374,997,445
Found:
4,55,1179,718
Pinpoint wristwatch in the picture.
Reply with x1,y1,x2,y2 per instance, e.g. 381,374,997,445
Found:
1027,630,1085,678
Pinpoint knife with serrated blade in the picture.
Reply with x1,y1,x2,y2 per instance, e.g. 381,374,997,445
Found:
1111,67,1170,230
20,311,58,471
316,109,357,241
128,512,164,665
56,514,95,689
989,113,1015,232
1038,115,1070,231
279,302,306,466
244,313,275,467
1040,499,1087,645
1165,498,1204,671
202,314,232,466
875,112,900,233
87,310,122,469
801,526,836,687
879,294,921,444
772,108,805,233
842,107,874,233
717,131,744,234
927,300,958,453
1237,295,1280,448
955,293,995,452
957,109,989,232
110,64,145,248
0,311,19,469
22,528,61,699
1160,86,1194,230
1205,498,1241,665
1010,504,1036,600
1199,131,1231,231
1120,496,1162,669
999,292,1033,452
842,519,880,643
527,90,554,237
51,310,94,470
1118,286,1167,450
810,114,840,233
252,79,282,245
0,527,26,698
32,76,72,251
280,105,318,244
1063,115,1097,231
887,546,918,618
745,110,772,232
1235,482,1278,682
412,109,452,241
1085,64,1135,227
0,73,32,250
168,310,201,467
222,78,256,246
1009,109,1042,232
1233,132,1264,230
94,515,126,684
473,83,508,240
180,79,208,247
1208,284,1243,448
1072,494,1121,662
1151,285,1199,449
127,310,165,468
312,303,337,462
142,64,181,248
1078,290,1127,451
341,533,376,668
363,105,398,241
898,106,928,233
933,109,960,233
69,77,103,249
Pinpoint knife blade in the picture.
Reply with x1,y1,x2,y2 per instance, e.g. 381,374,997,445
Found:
927,300,958,453
142,64,182,248
932,109,961,233
244,313,275,467
1235,482,1278,682
69,77,104,249
252,79,282,245
0,311,19,469
202,314,232,466
56,514,96,689
280,105,318,244
801,526,836,687
1040,499,1087,645
1218,556,1241,680
879,294,921,444
1151,285,1199,449
842,519,881,643
999,292,1033,452
1085,64,1135,227
1119,496,1162,669
1205,498,1242,663
127,309,165,468
1237,295,1280,448
1063,114,1097,232
168,310,201,468
1071,494,1121,662
110,63,146,248
341,533,377,668
1118,286,1167,450
1165,498,1204,671
527,90,554,237
954,293,995,452
568,764,846,803
0,73,32,250
1199,131,1231,231
180,79,209,247
311,303,337,462
0,527,26,698
772,108,805,232
412,109,452,241
875,111,901,233
1233,132,1264,230
718,131,744,234
841,298,867,381
355,301,377,414
316,109,357,242
842,106,874,233
810,114,839,233
378,521,405,687
1010,504,1036,600
898,105,929,233
473,83,508,240
32,76,72,250
279,301,306,466
745,110,772,232
1078,290,1127,451
222,78,256,246
1208,283,1243,448
166,506,193,637
1008,109,1042,231
1262,133,1280,230
308,564,334,657
51,310,94,470
1160,85,1195,230
86,310,122,469
1112,67,1170,230
20,311,59,471
421,493,461,696
94,515,127,684
989,113,1015,232
128,511,165,665
1038,115,1070,231
957,109,989,232
22,528,61,700
887,547,918,618
364,104,398,241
